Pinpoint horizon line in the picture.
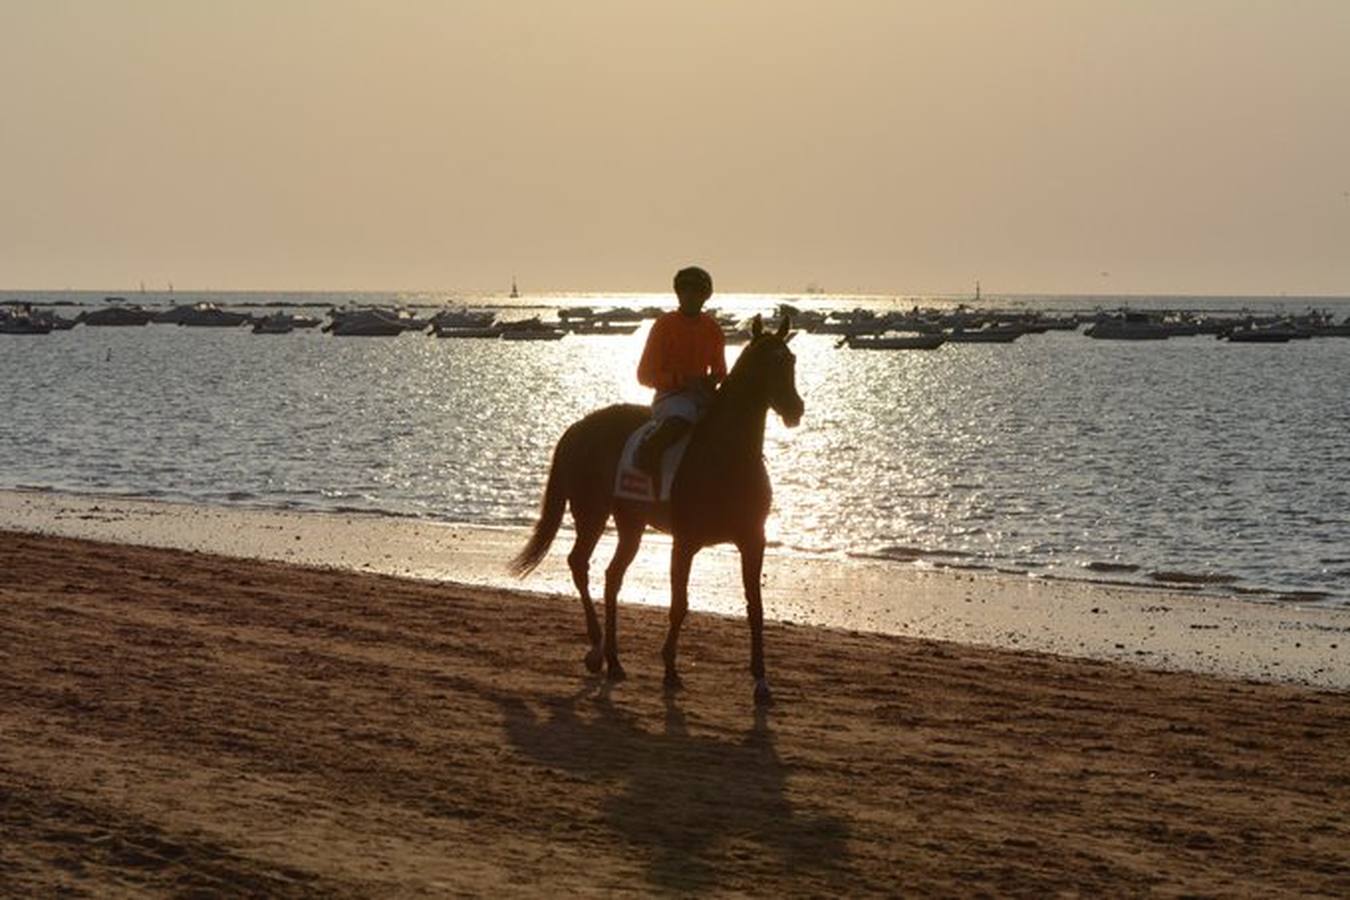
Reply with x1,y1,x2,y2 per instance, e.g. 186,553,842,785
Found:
2,286,1349,301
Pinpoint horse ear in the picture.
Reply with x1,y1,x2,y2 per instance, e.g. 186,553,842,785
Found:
750,314,763,338
776,313,790,338
784,331,798,344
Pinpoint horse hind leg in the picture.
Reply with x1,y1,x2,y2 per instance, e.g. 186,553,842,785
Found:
568,511,606,673
601,512,645,681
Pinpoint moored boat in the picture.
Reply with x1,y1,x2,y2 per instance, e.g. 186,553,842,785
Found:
944,325,1022,343
567,321,641,335
42,312,78,330
78,306,156,326
152,303,250,326
1085,312,1170,340
324,309,407,336
252,314,297,334
500,327,566,341
497,316,565,340
433,325,503,338
1309,320,1350,337
589,307,647,323
841,332,946,350
430,308,497,330
185,305,250,327
0,311,53,335
9,307,77,331
1223,326,1296,343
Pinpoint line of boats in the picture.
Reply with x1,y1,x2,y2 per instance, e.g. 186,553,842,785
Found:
4,299,1349,347
1080,310,1350,342
0,302,645,340
0,300,753,342
811,305,1350,349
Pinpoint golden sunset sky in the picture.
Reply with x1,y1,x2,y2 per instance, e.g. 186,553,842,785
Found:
2,1,1347,295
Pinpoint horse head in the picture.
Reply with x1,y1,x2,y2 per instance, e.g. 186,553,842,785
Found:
741,313,804,428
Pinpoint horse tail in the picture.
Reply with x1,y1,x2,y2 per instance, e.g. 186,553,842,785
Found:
508,438,569,577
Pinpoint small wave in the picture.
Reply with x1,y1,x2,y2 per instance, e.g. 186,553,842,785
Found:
467,515,537,528
1275,590,1333,603
1042,572,1166,591
330,505,423,520
1085,561,1141,573
848,551,919,564
879,545,973,559
1148,570,1241,586
223,491,256,502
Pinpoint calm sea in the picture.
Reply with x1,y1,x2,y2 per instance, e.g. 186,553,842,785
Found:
4,290,1349,605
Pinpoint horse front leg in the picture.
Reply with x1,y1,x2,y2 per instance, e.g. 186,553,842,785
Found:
739,536,771,705
662,541,696,691
602,517,644,681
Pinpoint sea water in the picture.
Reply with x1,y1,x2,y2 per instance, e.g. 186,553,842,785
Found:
3,290,1348,605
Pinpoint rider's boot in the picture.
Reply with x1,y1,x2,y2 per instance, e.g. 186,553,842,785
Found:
637,417,691,484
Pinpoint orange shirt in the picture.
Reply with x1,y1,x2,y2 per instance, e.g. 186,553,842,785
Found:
636,311,727,393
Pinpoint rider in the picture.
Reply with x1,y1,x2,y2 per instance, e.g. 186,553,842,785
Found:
635,266,727,480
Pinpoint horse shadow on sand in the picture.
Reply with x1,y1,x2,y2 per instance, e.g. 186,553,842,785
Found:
494,683,851,892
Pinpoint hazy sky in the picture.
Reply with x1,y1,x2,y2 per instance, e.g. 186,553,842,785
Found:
2,1,1347,295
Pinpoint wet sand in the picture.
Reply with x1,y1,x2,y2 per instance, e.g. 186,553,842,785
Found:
2,489,1347,689
3,531,1349,896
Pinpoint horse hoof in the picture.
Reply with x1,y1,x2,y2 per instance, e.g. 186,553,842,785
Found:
584,648,604,673
606,663,627,682
753,680,773,707
663,672,683,693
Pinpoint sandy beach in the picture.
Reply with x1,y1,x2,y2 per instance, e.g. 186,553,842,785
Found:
3,529,1349,896
3,489,1347,691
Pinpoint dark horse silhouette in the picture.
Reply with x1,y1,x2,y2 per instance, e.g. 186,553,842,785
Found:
510,314,803,704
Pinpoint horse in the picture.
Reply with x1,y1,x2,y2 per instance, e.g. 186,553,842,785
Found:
509,314,803,705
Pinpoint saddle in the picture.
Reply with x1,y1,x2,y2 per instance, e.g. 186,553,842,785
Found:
614,421,691,503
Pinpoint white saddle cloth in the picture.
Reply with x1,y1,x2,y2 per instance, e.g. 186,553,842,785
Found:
614,421,692,503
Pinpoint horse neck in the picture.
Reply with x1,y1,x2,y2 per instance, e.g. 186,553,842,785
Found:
700,366,770,458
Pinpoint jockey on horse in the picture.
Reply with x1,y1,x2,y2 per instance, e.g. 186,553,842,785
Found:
634,266,727,483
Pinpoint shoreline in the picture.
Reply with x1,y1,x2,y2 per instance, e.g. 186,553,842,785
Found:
3,530,1348,895
4,487,1347,690
13,481,1323,605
